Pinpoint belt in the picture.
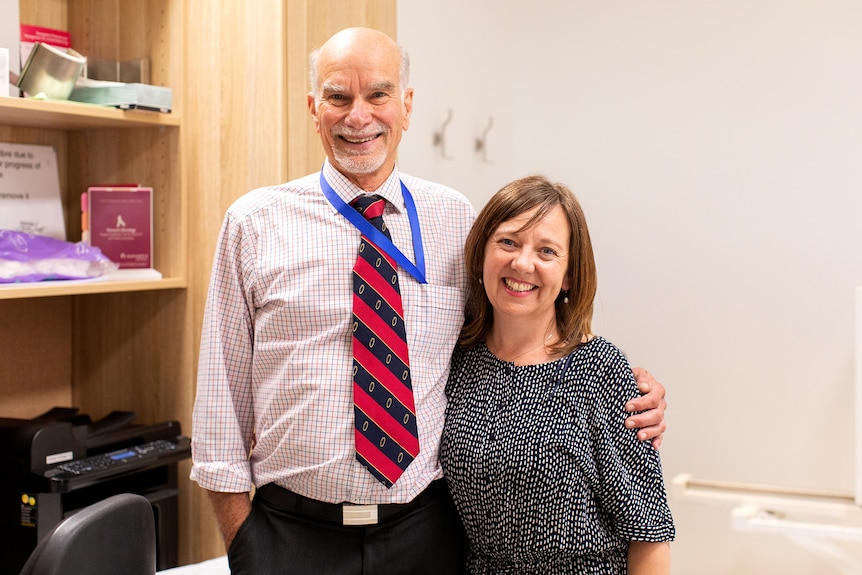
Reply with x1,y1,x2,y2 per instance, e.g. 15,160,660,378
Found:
255,480,447,526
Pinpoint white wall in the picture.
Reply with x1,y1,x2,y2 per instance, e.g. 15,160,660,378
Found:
395,2,521,207
398,1,862,573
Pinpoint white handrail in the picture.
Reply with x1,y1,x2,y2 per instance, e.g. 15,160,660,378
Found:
673,473,854,503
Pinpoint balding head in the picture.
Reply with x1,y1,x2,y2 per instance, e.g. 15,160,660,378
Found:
309,28,410,98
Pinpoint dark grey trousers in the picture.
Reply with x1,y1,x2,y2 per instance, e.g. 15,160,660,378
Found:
227,484,468,575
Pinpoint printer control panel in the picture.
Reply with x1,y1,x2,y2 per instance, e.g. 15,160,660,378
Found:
44,438,185,481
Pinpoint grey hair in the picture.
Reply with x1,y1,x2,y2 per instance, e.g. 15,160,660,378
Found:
308,45,410,98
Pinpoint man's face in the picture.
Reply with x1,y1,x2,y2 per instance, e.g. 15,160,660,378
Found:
308,32,413,191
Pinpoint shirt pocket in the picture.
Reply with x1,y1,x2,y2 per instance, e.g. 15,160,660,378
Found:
400,282,465,373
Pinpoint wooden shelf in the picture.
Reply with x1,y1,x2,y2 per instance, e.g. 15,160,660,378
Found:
0,96,180,130
0,275,186,300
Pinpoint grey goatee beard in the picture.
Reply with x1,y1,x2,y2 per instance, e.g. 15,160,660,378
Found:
332,149,387,175
332,125,389,175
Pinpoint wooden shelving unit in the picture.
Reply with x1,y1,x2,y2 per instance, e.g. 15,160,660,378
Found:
0,0,188,427
0,1,191,565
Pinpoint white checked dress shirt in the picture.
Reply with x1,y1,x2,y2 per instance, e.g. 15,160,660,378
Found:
191,161,476,504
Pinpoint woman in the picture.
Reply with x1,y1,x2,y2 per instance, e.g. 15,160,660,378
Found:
440,175,675,574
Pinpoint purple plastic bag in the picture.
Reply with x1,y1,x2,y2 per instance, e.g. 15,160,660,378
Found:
0,230,119,283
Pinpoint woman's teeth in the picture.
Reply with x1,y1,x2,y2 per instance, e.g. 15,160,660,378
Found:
505,278,535,292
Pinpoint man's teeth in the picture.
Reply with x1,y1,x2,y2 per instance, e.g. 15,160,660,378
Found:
505,278,535,292
344,135,376,143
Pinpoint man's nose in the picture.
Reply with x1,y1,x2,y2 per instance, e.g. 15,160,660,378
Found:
344,98,373,127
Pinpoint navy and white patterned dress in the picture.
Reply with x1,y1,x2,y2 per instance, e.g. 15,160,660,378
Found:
440,337,675,574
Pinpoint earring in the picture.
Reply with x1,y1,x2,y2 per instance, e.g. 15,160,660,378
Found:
562,290,570,304
478,278,483,285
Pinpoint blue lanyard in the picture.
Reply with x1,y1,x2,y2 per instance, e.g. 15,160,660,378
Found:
320,170,427,284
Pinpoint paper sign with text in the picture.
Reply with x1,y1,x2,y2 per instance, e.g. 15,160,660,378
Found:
0,142,65,240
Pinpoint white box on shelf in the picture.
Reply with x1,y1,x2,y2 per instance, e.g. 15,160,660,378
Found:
69,80,172,113
0,48,8,97
0,0,19,96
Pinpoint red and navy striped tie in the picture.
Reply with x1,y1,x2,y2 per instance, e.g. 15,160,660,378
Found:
350,194,419,487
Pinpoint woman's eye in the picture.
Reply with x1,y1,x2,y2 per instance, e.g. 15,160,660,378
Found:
500,238,515,247
541,247,557,256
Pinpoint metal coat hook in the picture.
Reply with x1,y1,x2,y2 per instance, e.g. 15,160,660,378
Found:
475,116,494,164
432,108,454,159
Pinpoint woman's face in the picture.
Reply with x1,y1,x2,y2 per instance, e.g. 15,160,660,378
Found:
482,204,571,326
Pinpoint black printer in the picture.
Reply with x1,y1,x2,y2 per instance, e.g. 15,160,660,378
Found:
0,407,190,575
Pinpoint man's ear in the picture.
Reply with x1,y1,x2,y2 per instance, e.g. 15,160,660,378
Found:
307,92,320,132
402,88,414,131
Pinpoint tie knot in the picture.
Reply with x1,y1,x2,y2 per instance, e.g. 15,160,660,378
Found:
351,194,386,221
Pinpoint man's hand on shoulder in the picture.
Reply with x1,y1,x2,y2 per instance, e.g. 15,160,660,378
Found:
625,367,667,449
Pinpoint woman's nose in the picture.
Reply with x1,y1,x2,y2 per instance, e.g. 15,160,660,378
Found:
511,250,535,273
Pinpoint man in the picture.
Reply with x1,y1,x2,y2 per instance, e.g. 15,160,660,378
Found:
190,27,667,574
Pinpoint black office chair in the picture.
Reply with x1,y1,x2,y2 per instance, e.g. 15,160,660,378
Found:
19,493,157,575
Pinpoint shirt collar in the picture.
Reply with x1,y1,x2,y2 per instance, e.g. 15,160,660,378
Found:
322,159,406,214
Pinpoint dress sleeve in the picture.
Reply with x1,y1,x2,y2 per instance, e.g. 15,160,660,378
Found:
587,342,675,542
